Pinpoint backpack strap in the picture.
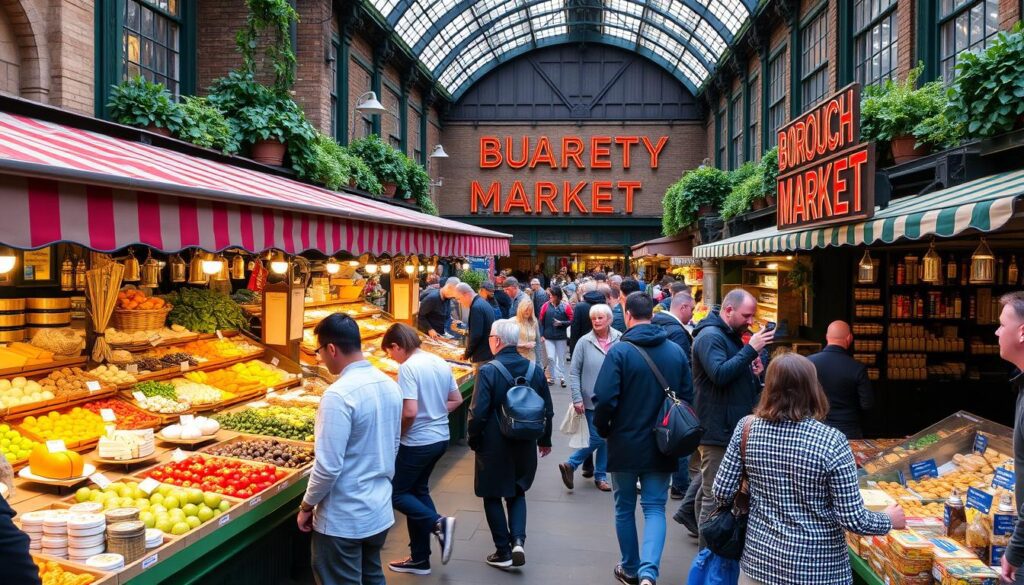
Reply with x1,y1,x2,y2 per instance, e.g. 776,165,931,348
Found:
489,360,516,386
624,341,674,401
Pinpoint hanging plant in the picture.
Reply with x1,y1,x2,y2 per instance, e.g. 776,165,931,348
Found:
236,0,299,94
348,134,410,196
759,147,779,205
661,179,684,236
404,157,437,214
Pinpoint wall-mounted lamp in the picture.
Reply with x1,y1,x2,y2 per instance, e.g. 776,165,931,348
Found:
428,144,449,188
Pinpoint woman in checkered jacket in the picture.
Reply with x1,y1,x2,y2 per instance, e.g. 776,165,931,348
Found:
712,353,905,585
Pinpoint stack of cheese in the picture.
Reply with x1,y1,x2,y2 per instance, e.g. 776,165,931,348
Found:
19,510,51,552
67,513,107,562
98,429,155,461
0,342,54,369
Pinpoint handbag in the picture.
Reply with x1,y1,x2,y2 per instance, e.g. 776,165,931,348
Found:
625,342,704,458
699,417,754,561
687,548,740,585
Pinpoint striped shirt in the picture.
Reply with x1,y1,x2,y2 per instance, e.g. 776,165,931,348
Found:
713,416,891,585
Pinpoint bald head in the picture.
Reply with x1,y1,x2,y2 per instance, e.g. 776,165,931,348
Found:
825,320,853,349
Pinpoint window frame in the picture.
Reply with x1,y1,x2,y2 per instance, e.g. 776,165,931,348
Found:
730,92,743,170
716,108,727,170
852,0,898,88
937,0,1001,83
766,44,788,149
746,72,759,162
799,5,830,110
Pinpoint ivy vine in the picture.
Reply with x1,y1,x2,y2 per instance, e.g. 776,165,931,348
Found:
236,0,299,94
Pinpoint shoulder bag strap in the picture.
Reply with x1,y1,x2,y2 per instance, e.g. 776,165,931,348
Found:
624,341,674,400
735,417,754,512
524,361,536,385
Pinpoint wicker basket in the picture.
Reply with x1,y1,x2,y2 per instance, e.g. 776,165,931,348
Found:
110,305,172,333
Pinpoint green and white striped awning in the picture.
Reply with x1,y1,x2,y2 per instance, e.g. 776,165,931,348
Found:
694,169,1024,259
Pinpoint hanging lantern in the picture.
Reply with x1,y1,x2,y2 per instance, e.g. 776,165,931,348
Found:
169,253,187,282
141,250,161,288
364,263,378,275
269,251,289,274
324,257,341,275
213,254,230,281
970,238,995,284
404,263,415,275
122,248,141,282
922,242,943,284
74,257,87,291
60,251,74,292
230,254,246,280
188,249,208,285
426,264,436,274
857,249,876,284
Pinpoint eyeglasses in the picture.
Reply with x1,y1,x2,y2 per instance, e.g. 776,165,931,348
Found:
315,343,329,355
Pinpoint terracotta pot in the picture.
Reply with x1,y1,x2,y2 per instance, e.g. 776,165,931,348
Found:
381,182,398,197
890,135,929,164
146,124,172,137
751,197,767,211
765,193,777,207
251,139,287,166
697,204,716,216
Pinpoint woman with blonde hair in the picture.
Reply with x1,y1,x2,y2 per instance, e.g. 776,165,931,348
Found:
711,352,903,585
514,297,540,364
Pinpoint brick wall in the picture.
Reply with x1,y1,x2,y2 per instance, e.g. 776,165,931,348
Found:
895,0,916,81
196,1,246,94
0,7,18,95
293,0,331,133
437,122,706,217
1000,0,1021,30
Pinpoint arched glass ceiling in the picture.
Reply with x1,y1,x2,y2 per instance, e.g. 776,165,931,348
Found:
367,0,757,99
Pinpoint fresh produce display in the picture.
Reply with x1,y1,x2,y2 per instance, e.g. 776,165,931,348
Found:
0,376,56,408
365,354,400,377
133,394,190,415
0,341,56,369
133,381,177,400
144,455,288,498
185,360,288,393
153,351,200,368
160,416,219,440
80,398,160,430
230,289,259,305
128,357,166,372
72,482,232,534
86,364,136,386
34,558,96,585
206,438,313,469
28,444,85,479
168,379,227,405
212,406,315,442
19,408,106,445
0,423,38,463
303,302,377,324
38,368,103,400
105,325,192,346
178,338,261,361
116,288,167,310
165,288,248,333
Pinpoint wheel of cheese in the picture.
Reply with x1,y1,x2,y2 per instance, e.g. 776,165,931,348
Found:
41,535,68,547
69,543,107,558
68,532,106,548
69,502,104,514
67,513,105,531
86,553,125,571
67,524,106,538
28,445,84,479
19,510,48,527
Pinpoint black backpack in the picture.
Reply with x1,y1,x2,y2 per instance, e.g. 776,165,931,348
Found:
625,342,704,458
489,361,546,441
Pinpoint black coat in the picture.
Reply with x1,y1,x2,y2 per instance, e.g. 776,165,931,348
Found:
651,312,692,365
531,288,548,319
468,347,554,498
807,345,874,439
569,291,607,353
611,304,626,333
593,323,692,474
494,289,512,318
417,288,449,335
464,295,496,364
0,494,41,585
691,310,761,447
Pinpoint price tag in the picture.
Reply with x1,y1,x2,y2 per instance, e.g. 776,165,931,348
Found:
138,477,160,495
100,408,116,422
249,495,262,507
966,487,994,514
86,380,102,392
46,440,67,453
179,361,190,372
270,357,280,367
149,334,162,346
142,554,158,569
126,364,139,374
216,330,224,339
218,514,231,526
133,391,146,402
992,546,1007,567
171,449,188,463
104,424,116,436
89,472,112,489
993,467,1016,490
909,459,939,480
974,433,989,454
994,513,1017,535
180,414,194,426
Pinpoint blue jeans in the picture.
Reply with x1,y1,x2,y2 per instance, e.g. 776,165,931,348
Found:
483,493,527,555
566,410,608,482
610,471,671,582
391,440,448,562
672,455,690,491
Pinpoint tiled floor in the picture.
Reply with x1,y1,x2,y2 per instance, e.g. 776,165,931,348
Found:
378,382,700,585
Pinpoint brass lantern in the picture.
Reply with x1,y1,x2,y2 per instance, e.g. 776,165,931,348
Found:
857,249,877,284
74,257,87,291
188,249,209,285
922,242,943,284
169,253,187,283
230,254,246,280
141,250,161,288
122,248,141,282
970,238,995,284
212,254,230,281
60,251,74,291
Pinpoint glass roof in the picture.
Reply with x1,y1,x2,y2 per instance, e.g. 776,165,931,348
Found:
369,0,757,98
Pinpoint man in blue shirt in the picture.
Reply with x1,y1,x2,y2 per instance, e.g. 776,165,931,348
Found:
298,314,404,585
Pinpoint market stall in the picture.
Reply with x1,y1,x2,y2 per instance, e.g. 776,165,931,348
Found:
0,106,509,583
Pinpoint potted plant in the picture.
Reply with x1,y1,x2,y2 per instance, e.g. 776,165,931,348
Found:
177,96,239,153
680,166,731,217
949,23,1024,139
107,76,184,137
231,97,313,166
661,178,687,236
861,66,952,164
760,147,779,206
404,158,437,214
348,134,409,197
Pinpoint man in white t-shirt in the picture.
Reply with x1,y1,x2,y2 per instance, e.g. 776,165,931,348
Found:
381,323,465,576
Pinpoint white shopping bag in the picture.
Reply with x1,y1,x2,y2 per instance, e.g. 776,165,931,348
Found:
568,412,590,449
559,403,581,435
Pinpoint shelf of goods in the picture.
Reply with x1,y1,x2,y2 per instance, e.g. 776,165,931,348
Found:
721,264,802,333
850,411,1014,585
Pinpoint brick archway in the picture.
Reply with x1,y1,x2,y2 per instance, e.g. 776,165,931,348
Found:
0,0,49,102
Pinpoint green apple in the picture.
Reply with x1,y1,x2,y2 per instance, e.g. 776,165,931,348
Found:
186,488,204,506
163,496,180,510
185,516,202,529
139,511,155,528
155,518,174,533
89,492,104,503
218,500,231,513
182,503,199,517
75,487,91,503
134,498,151,509
157,485,173,497
171,522,190,536
202,493,221,509
149,493,164,506
196,506,214,522
150,504,168,515
132,488,146,500
169,508,186,521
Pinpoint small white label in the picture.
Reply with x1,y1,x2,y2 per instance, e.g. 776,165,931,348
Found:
138,477,160,495
180,414,194,426
179,361,190,372
277,483,287,492
271,357,280,367
105,424,116,436
216,330,224,339
86,380,102,392
171,449,187,463
100,408,116,422
133,391,146,402
301,468,312,478
89,472,112,489
127,364,139,374
46,440,66,453
249,495,262,507
149,334,162,346
142,554,158,569
218,514,231,526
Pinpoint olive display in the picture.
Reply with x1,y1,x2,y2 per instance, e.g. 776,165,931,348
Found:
206,438,313,469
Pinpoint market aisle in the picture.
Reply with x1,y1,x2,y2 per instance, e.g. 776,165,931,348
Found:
378,382,700,585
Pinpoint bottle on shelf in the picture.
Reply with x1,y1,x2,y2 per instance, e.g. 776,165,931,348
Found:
946,255,958,282
1009,255,1019,286
961,260,969,286
945,488,968,544
997,257,1005,285
896,260,906,285
954,296,962,318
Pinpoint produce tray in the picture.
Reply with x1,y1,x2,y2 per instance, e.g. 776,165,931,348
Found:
200,433,314,468
79,396,163,430
0,355,87,379
118,350,266,389
108,332,201,352
31,554,117,585
132,453,298,504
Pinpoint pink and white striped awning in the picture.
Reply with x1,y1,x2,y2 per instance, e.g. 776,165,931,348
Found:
0,111,509,257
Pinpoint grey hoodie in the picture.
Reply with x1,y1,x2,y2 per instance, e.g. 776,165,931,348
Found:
568,327,623,409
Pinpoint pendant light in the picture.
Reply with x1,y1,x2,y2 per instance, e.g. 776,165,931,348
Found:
324,258,341,274
60,250,74,291
970,238,995,284
74,256,87,291
922,241,943,284
230,254,246,280
212,254,230,281
418,265,425,273
188,249,208,285
270,251,290,275
201,252,223,275
141,249,161,288
122,248,141,282
347,260,360,267
364,263,378,275
380,263,392,274
857,249,876,284
169,253,187,282
426,265,436,274
0,247,15,275
404,263,415,275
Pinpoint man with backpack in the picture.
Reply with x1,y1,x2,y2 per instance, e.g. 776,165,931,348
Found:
594,292,693,585
467,319,554,571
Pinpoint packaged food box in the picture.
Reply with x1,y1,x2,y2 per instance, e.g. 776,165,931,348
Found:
906,516,946,538
881,559,933,585
929,537,977,561
888,530,935,560
861,488,897,512
884,545,933,575
933,558,1000,585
